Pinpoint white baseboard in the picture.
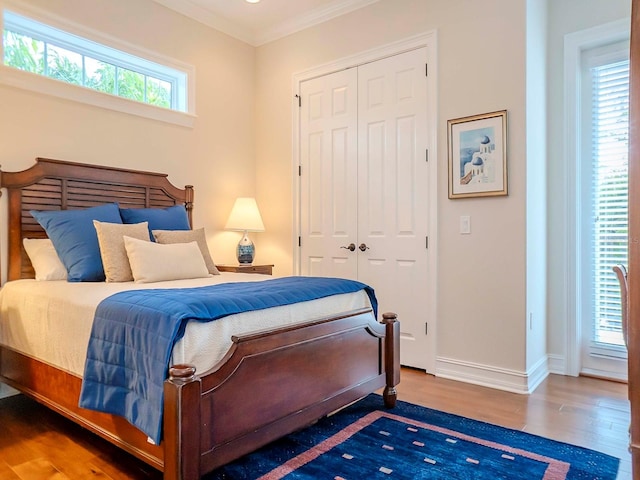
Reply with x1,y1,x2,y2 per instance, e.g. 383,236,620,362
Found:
545,353,627,381
436,355,549,394
0,381,19,399
581,366,628,382
547,354,566,375
526,355,549,392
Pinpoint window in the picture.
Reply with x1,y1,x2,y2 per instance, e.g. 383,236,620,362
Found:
589,55,629,348
564,19,629,380
1,8,194,126
579,38,629,378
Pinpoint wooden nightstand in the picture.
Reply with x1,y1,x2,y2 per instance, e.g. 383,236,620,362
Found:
216,264,274,275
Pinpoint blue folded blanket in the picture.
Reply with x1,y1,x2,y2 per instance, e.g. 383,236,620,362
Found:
79,276,377,443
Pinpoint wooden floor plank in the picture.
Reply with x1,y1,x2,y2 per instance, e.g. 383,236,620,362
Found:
0,460,22,480
10,458,70,480
0,370,631,479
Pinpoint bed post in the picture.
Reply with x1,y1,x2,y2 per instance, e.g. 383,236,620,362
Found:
382,312,400,408
184,185,194,228
163,364,202,480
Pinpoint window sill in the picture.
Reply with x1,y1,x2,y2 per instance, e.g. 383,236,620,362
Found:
0,65,196,128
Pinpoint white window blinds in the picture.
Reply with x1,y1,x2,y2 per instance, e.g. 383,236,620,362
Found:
590,58,629,347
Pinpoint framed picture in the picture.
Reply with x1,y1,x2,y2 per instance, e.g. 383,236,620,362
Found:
447,110,508,199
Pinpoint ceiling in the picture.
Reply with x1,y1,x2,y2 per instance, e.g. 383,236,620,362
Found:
151,0,381,46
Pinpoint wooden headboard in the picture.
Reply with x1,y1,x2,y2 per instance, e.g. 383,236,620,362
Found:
0,158,194,281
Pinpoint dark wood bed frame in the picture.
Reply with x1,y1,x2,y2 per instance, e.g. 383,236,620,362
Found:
0,158,400,480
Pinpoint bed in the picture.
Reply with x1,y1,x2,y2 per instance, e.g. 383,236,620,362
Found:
0,158,400,480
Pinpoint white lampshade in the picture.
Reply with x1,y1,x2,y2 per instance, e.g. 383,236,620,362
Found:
225,197,265,232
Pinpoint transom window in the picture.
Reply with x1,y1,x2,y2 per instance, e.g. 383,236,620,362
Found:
1,9,193,123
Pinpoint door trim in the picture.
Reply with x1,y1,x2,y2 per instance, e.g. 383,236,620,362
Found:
291,31,439,373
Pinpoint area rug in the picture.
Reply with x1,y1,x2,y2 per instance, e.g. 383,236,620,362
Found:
205,394,619,480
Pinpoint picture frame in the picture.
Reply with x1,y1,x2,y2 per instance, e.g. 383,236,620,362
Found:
447,110,508,199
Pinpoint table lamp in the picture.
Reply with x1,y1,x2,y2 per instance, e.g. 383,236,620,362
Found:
224,197,265,264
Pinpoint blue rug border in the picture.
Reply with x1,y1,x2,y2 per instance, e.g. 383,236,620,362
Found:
205,393,620,479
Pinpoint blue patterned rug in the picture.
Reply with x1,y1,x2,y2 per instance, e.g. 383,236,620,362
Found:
205,394,619,479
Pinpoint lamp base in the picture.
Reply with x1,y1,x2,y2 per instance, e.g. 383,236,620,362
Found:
236,231,255,265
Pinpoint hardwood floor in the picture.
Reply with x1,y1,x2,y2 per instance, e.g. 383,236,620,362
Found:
0,369,631,479
399,369,631,479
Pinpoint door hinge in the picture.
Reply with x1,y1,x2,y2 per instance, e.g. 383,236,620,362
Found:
426,149,429,162
298,165,302,176
295,94,301,107
425,322,428,335
425,63,428,77
426,236,429,249
298,236,301,247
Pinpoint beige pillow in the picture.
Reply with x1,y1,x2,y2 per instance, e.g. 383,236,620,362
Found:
123,236,210,283
152,228,220,275
93,221,149,282
23,238,67,281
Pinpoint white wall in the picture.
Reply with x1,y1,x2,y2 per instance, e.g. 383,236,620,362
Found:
546,0,631,372
256,0,531,384
0,0,257,269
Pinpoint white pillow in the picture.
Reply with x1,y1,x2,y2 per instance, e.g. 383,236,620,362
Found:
123,236,210,283
94,220,150,282
23,238,67,281
152,228,220,275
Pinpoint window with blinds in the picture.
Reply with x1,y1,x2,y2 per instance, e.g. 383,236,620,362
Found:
590,57,629,348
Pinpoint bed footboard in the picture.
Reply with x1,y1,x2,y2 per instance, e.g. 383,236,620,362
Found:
163,308,399,480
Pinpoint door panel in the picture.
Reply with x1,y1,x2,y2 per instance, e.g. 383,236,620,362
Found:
300,69,358,280
357,48,430,370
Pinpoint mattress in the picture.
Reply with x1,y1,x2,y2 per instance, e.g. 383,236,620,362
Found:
0,273,372,377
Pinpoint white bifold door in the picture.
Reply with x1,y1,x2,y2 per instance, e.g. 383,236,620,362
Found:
298,47,433,371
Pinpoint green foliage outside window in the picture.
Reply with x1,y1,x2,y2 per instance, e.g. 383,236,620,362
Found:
3,30,44,74
3,29,171,109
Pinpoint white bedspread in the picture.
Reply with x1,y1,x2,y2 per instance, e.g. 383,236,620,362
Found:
0,273,372,377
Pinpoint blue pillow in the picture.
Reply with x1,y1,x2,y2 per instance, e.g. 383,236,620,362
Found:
119,205,190,237
30,203,122,282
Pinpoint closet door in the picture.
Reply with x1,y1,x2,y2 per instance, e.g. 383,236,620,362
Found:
299,68,358,279
357,48,430,370
298,48,431,371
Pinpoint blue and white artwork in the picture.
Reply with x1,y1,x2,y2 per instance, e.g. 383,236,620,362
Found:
458,126,496,185
449,110,506,198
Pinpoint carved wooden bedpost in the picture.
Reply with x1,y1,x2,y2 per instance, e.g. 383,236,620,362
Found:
163,364,201,480
184,185,194,229
382,312,400,408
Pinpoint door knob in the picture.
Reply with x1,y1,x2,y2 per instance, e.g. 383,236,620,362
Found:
359,243,370,252
341,243,356,252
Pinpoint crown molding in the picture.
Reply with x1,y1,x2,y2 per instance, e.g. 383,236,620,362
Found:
151,0,382,47
254,0,382,46
151,0,255,45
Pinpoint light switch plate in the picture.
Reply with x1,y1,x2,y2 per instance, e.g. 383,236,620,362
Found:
460,215,471,234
